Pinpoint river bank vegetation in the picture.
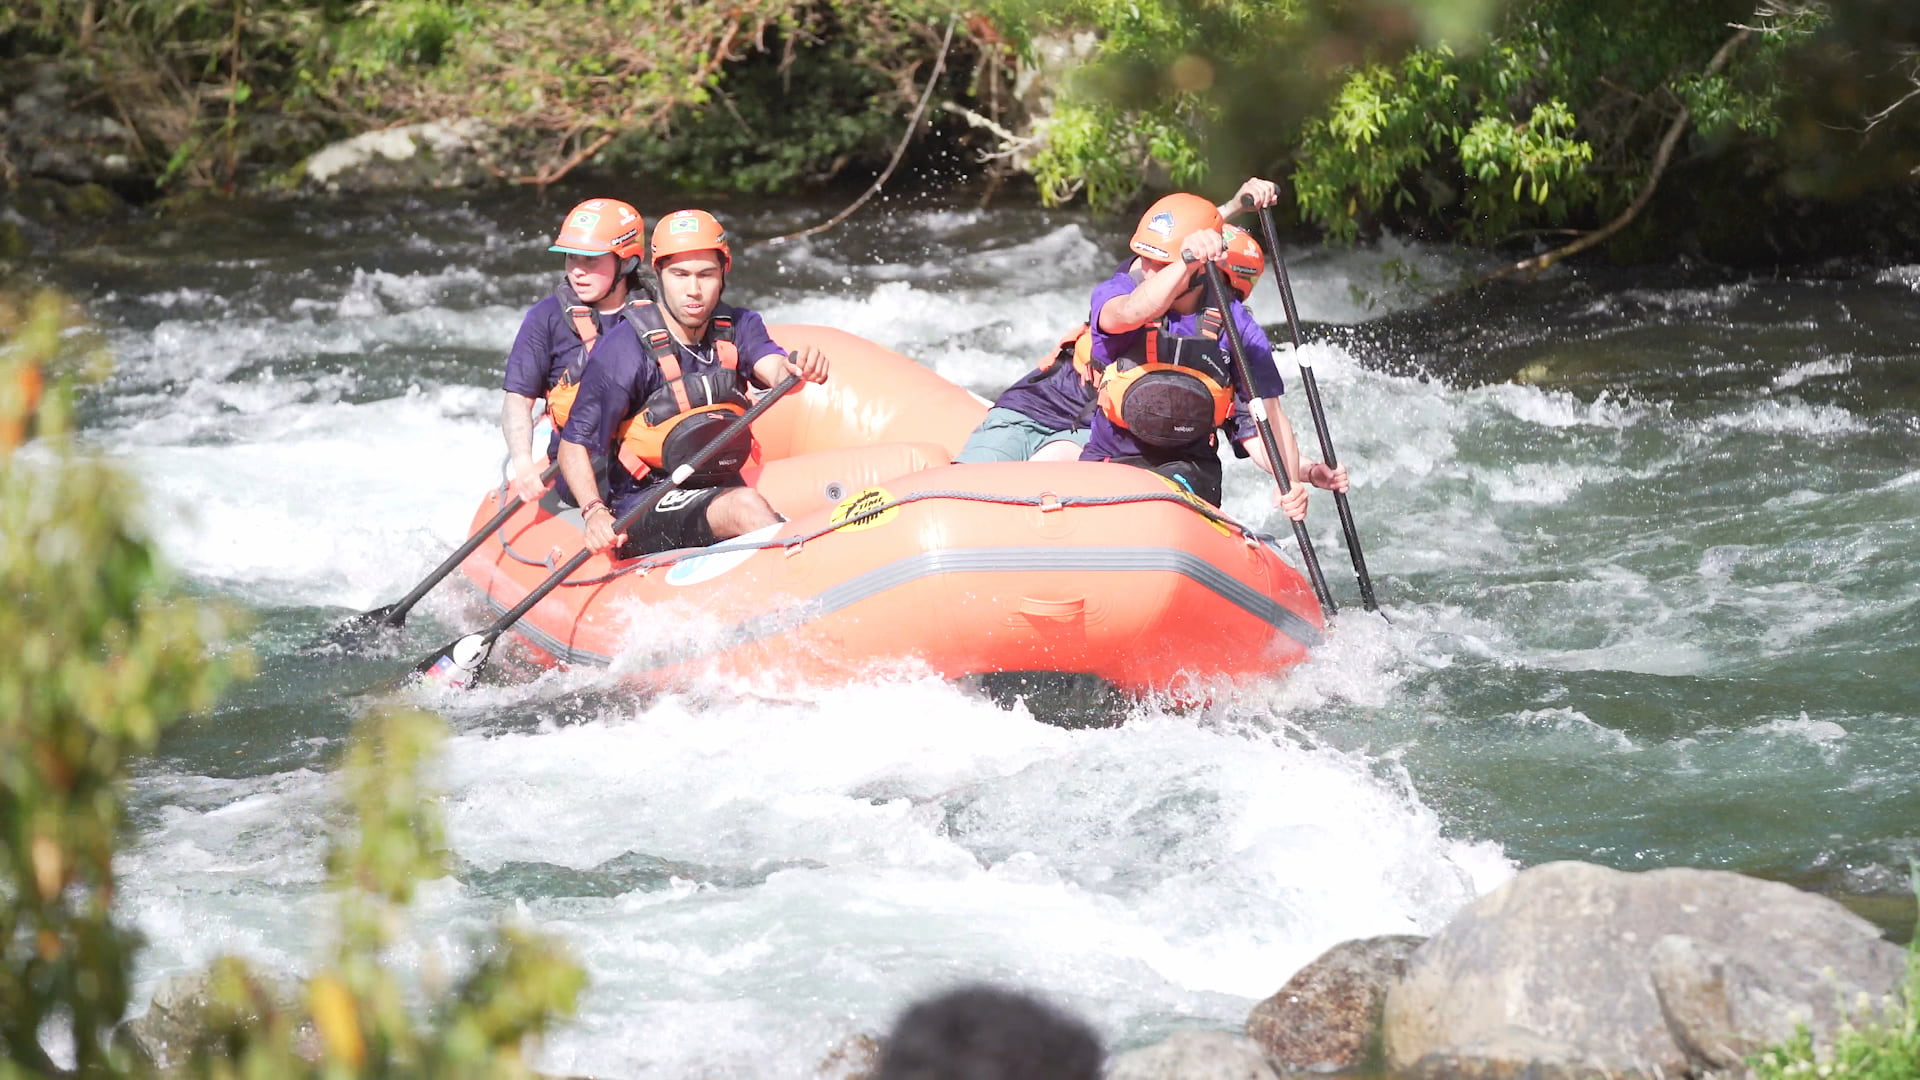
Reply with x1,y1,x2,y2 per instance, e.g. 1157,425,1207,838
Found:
2,294,584,1075
2,2,1919,258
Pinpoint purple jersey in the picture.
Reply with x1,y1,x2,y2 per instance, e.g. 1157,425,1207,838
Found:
502,293,617,463
559,306,787,509
716,307,789,386
988,354,1098,432
1080,261,1284,461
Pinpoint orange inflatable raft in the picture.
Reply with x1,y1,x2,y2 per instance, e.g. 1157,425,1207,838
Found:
457,326,1326,696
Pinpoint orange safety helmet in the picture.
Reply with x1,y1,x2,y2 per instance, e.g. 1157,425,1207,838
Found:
652,209,732,272
549,198,646,260
1220,223,1264,300
1129,193,1224,263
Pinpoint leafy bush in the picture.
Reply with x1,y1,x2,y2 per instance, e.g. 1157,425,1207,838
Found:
1,294,582,1076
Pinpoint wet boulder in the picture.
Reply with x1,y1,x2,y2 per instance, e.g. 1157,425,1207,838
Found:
296,120,497,194
816,1032,881,1079
3,62,145,186
120,966,317,1070
1107,1029,1279,1080
1382,861,1907,1078
1245,934,1425,1072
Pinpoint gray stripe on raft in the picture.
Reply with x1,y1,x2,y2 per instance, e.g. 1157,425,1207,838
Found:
484,544,1323,670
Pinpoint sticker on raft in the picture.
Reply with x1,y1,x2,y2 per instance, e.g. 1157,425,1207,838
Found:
664,522,782,587
1156,474,1232,536
829,486,899,532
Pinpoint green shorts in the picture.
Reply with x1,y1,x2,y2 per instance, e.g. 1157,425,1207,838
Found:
954,407,1092,463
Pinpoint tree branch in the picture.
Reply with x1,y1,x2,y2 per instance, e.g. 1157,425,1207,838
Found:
766,16,957,246
1480,25,1753,286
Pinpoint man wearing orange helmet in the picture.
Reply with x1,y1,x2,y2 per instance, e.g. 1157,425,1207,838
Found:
501,197,649,507
955,179,1287,466
559,209,830,558
1079,184,1348,517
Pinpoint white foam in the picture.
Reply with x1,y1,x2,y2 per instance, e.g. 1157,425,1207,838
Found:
118,675,1507,1077
1510,707,1639,752
116,386,502,608
1746,711,1848,746
1773,356,1851,388
1874,265,1920,293
1703,398,1866,435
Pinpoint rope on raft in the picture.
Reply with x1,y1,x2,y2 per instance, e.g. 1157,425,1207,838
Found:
496,487,1286,589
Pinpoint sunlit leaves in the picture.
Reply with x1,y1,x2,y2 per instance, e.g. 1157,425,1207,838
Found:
2,290,240,1074
3,291,580,1078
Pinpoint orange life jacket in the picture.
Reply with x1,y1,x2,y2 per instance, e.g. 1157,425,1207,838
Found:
1095,307,1238,449
2,360,43,450
545,279,653,429
613,300,755,486
1038,323,1097,386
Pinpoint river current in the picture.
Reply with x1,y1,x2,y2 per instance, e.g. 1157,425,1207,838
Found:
33,190,1920,1075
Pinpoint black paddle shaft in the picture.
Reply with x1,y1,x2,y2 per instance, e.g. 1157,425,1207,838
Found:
387,461,560,624
1200,259,1338,620
315,460,560,647
1251,202,1382,614
413,373,804,683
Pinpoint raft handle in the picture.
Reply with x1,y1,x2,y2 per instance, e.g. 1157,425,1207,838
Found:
1018,596,1085,619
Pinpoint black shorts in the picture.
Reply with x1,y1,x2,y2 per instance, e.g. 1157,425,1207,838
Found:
1111,448,1224,506
613,479,740,557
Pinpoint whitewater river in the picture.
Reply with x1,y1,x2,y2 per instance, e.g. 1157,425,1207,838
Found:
36,190,1920,1075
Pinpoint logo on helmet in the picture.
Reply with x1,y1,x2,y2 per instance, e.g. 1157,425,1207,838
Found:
668,215,702,235
1145,212,1175,238
569,210,601,230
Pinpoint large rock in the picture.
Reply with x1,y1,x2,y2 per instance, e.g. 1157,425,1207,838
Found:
297,120,497,193
120,967,316,1070
1246,934,1425,1072
1382,861,1908,1078
816,1032,881,1079
3,62,145,186
1107,1030,1278,1080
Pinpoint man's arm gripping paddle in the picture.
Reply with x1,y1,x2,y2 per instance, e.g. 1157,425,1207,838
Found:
411,373,804,689
1197,256,1338,621
1245,196,1385,616
313,461,560,649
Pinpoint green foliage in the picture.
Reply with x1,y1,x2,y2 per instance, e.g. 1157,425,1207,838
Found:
1749,870,1920,1080
978,0,1511,211
1292,0,1829,241
1,290,240,1074
601,9,932,195
1,291,581,1076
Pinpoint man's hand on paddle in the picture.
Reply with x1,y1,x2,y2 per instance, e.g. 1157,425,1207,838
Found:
1271,462,1350,521
1179,228,1226,266
1222,177,1279,219
581,502,622,554
785,344,830,383
509,456,552,504
754,345,830,390
1304,462,1350,493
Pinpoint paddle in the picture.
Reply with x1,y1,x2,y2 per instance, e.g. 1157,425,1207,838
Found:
1245,198,1384,614
314,461,561,649
1197,256,1338,620
411,372,804,689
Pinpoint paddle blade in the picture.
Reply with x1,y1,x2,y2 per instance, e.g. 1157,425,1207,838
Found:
307,604,402,652
411,633,493,690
